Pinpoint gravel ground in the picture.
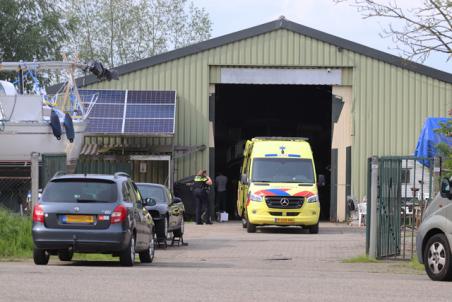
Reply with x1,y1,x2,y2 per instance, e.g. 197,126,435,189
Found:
0,222,450,302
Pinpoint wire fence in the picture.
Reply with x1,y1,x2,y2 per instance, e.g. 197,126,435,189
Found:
0,177,31,216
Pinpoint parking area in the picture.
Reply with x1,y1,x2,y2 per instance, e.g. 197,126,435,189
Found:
0,222,451,302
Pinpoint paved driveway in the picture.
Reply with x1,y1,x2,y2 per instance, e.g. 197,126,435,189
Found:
0,222,450,302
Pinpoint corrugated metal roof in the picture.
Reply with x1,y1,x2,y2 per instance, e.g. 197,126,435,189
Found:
79,21,452,203
47,18,451,93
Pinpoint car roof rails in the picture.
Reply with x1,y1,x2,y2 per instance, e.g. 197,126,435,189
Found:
52,171,67,178
114,172,130,178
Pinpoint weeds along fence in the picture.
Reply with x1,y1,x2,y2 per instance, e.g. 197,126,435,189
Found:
0,207,33,258
0,154,66,216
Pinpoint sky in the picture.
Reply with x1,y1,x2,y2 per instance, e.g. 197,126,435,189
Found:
192,0,451,74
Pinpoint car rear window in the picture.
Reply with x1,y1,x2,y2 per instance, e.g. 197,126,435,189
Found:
42,179,118,203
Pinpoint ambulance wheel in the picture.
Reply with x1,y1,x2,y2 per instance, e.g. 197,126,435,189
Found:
246,220,256,233
309,223,319,234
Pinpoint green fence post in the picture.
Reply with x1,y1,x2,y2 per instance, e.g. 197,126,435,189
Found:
369,156,379,258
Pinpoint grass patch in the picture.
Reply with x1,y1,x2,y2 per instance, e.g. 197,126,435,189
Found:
409,257,424,271
0,208,33,259
343,255,378,263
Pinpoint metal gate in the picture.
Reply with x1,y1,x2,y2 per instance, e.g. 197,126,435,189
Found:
41,153,67,188
367,156,440,259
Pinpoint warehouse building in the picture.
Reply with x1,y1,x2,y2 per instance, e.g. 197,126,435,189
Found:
70,18,452,222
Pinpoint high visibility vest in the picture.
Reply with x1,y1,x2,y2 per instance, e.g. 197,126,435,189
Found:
193,176,208,190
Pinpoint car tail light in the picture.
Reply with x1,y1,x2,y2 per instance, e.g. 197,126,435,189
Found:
32,203,44,223
111,205,127,224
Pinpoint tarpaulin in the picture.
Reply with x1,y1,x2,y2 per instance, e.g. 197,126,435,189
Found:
414,117,452,167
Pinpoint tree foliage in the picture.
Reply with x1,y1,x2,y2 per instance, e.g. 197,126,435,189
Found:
66,0,212,67
334,0,452,63
435,111,452,177
0,0,76,83
0,0,211,71
0,0,76,62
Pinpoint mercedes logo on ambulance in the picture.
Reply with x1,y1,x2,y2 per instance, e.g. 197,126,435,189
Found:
280,198,290,207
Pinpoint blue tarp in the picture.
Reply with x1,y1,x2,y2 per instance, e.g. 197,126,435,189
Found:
414,117,452,167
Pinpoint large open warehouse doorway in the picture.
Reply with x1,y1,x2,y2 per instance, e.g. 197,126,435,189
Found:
214,84,333,220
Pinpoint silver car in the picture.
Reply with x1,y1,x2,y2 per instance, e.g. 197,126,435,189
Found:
416,177,452,281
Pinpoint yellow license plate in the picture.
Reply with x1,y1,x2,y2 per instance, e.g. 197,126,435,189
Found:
64,215,94,224
274,218,294,223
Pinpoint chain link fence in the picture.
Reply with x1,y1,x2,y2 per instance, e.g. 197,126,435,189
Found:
0,177,31,215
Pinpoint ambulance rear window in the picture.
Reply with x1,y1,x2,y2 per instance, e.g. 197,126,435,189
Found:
252,158,314,183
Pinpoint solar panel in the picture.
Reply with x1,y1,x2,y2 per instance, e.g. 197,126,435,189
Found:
126,104,174,118
127,90,175,104
86,118,123,133
79,90,126,104
79,89,176,135
90,104,124,118
124,119,174,134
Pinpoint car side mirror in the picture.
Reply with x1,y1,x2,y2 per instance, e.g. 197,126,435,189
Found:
318,174,326,187
241,174,249,185
143,198,156,206
440,178,451,199
173,197,182,204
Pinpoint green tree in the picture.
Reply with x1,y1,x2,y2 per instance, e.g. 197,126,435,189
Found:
0,0,75,63
334,0,451,63
67,0,212,68
436,110,452,178
0,0,76,86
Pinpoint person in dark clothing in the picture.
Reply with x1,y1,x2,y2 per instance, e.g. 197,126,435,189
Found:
215,172,228,213
193,169,213,224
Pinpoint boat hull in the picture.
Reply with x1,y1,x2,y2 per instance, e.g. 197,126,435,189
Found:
0,122,86,162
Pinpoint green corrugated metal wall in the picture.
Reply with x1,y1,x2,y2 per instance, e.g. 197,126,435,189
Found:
75,158,132,175
85,29,452,200
41,154,67,188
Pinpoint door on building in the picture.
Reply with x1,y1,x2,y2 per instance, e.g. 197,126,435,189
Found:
214,84,333,220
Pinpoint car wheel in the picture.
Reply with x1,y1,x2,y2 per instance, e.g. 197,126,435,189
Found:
139,233,155,263
423,233,452,281
309,223,319,234
58,249,74,261
33,248,49,265
120,236,135,267
173,216,184,237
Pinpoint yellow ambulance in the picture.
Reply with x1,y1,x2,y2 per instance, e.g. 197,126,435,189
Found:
237,137,320,233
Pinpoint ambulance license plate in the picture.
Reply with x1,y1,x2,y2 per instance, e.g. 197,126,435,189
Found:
274,218,294,223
